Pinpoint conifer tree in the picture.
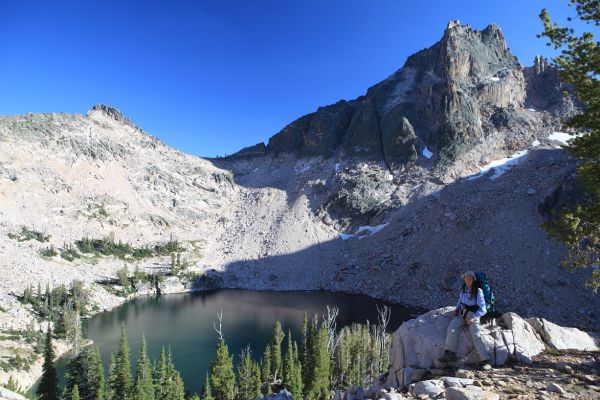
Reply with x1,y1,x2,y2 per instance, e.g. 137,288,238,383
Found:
260,345,272,383
303,315,318,393
252,361,262,399
37,327,59,400
539,0,600,290
107,353,117,400
202,372,213,400
237,346,260,400
134,335,155,400
291,343,303,400
164,348,185,400
282,330,295,390
152,347,167,399
308,325,330,400
300,310,308,370
65,345,105,400
111,324,132,400
71,385,80,400
269,321,284,380
210,339,235,400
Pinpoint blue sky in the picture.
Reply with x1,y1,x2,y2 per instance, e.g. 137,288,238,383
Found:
0,1,581,157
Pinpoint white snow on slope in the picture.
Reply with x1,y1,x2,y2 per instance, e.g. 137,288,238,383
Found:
467,150,529,181
422,146,433,159
339,223,389,241
548,131,574,146
531,140,540,147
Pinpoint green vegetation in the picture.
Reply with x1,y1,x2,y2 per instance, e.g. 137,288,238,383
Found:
41,245,59,257
8,226,50,242
49,306,391,399
38,328,60,400
539,0,600,291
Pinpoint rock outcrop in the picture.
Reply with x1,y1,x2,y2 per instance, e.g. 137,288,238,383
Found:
234,22,572,166
386,307,599,388
0,387,27,400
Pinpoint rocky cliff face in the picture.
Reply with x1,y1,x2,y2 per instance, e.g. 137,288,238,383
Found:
236,22,570,168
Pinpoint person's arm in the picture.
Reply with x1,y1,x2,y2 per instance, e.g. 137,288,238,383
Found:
472,288,487,320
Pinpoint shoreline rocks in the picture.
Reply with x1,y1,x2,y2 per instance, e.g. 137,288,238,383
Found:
386,307,599,388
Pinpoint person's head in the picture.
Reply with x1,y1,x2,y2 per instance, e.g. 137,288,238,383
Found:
461,271,477,295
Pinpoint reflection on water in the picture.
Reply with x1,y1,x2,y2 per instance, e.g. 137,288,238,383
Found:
57,289,421,394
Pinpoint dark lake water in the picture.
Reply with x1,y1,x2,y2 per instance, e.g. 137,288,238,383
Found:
57,290,422,394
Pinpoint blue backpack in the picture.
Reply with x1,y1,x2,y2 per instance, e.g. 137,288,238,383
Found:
474,272,500,322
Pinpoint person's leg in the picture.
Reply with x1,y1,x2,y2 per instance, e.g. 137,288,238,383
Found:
467,312,490,362
444,315,466,353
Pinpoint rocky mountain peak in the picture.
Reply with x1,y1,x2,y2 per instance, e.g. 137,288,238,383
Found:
231,22,568,167
88,104,142,131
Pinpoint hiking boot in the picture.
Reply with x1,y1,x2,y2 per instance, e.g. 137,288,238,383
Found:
478,360,492,371
438,350,457,363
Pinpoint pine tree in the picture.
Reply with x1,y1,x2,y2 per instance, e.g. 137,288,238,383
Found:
303,315,318,394
282,330,294,390
164,348,185,400
260,345,272,383
152,347,167,399
38,327,59,400
202,372,213,400
134,335,155,400
252,361,262,399
107,353,117,400
308,325,330,400
292,356,303,400
210,339,235,400
269,321,284,380
237,347,260,400
539,0,600,290
71,385,80,400
65,345,105,400
111,324,133,400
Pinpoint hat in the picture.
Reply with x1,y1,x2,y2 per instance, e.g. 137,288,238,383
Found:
461,270,476,279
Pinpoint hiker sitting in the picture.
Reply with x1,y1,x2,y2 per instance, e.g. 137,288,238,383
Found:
438,270,491,370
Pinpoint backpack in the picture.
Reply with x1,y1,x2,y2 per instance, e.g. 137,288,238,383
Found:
474,272,500,323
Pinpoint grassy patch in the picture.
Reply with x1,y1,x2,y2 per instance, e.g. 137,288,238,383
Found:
7,226,50,242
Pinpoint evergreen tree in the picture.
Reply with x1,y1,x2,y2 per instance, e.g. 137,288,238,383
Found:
202,372,213,400
134,335,155,400
252,361,262,399
282,330,294,390
269,321,284,380
539,0,600,290
164,349,185,400
303,315,318,394
111,324,133,400
152,347,168,399
65,345,105,400
308,325,330,400
237,347,260,400
37,327,59,400
71,385,80,400
209,339,235,400
291,349,303,400
260,345,271,383
300,310,308,374
107,353,117,400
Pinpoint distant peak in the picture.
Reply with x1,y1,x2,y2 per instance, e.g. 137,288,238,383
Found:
446,19,461,30
88,104,142,131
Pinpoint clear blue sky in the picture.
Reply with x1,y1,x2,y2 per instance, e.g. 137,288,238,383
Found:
0,1,580,157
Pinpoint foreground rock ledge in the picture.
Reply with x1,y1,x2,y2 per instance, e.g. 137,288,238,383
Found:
386,307,600,388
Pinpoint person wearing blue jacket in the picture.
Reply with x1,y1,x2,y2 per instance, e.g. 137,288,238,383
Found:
438,271,491,370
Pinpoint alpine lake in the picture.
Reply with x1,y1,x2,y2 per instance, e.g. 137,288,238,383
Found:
56,289,422,394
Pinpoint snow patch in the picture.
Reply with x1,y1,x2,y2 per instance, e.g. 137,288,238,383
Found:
489,76,500,82
334,163,341,172
531,140,540,147
528,108,537,112
467,150,529,181
386,173,394,181
422,146,433,159
548,131,574,146
339,223,389,241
